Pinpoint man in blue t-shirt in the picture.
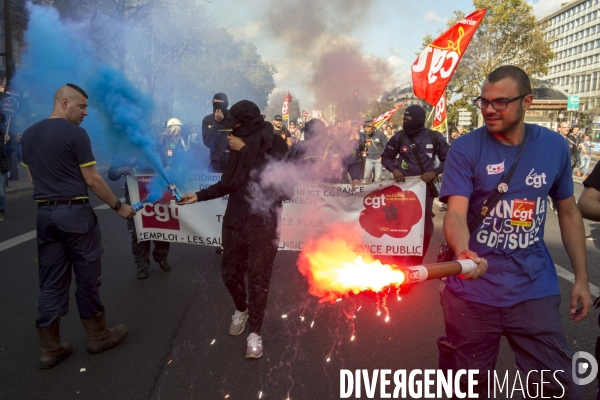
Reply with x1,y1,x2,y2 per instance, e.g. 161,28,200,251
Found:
439,66,591,398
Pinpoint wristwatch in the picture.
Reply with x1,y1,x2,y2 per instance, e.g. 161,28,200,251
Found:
112,199,122,211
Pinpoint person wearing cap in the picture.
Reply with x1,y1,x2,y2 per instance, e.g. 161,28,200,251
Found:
178,100,289,359
202,93,230,173
21,84,133,369
381,104,449,265
272,114,292,147
359,117,388,183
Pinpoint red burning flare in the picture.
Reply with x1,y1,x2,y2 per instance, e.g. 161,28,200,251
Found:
297,225,405,303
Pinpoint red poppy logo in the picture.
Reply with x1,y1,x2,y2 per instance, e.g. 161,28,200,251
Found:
359,185,422,238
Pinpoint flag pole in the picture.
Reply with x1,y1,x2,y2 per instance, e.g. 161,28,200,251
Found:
426,108,435,126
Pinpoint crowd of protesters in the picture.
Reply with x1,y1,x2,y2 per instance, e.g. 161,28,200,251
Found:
11,67,599,400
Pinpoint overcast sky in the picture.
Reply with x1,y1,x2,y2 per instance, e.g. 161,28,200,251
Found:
207,0,563,110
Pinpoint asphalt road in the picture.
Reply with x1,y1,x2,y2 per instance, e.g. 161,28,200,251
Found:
1,174,600,400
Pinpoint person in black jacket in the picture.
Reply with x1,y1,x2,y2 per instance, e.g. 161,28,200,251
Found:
290,118,361,188
179,100,289,359
202,93,230,172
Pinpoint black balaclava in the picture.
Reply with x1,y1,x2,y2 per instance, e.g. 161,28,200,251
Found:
403,105,426,136
213,93,229,113
220,100,272,191
302,119,326,141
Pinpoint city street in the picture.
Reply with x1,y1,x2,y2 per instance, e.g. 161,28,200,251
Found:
1,171,600,400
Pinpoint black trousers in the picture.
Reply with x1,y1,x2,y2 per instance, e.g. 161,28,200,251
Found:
129,224,170,271
221,223,279,334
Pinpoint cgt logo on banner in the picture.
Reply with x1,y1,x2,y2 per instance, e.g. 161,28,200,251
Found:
359,185,422,239
128,175,427,256
412,9,486,106
135,176,180,230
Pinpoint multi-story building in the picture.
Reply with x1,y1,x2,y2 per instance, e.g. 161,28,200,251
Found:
382,83,433,113
539,0,600,112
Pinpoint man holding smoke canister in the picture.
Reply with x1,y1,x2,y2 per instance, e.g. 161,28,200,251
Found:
22,84,132,369
178,100,289,359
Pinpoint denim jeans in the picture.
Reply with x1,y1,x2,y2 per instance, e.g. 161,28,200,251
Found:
0,171,6,213
362,158,382,183
580,155,591,176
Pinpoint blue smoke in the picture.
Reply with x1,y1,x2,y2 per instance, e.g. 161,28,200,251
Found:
12,3,182,201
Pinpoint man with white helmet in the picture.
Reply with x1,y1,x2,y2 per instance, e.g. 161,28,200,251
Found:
159,118,187,169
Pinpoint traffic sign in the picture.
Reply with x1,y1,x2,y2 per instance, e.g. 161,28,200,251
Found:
458,110,472,125
568,95,580,111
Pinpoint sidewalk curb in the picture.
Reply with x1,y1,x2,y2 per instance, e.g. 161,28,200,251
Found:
6,166,111,196
6,185,34,196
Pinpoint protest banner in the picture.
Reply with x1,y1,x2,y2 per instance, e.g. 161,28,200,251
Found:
127,174,427,256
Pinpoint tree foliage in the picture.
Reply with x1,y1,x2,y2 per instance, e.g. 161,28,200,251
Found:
13,0,276,121
422,0,554,101
262,90,301,123
447,98,477,128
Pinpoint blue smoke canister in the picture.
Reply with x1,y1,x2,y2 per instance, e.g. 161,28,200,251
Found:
132,201,144,212
168,183,182,202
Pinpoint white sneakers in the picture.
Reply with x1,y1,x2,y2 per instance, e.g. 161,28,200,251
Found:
246,333,263,359
229,309,248,336
229,310,263,359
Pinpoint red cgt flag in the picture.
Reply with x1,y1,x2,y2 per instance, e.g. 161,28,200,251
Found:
373,99,407,130
412,9,486,106
282,91,292,119
431,96,447,133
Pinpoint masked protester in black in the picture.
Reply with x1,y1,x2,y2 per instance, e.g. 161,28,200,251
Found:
179,100,289,359
381,105,449,265
202,93,230,173
290,119,361,189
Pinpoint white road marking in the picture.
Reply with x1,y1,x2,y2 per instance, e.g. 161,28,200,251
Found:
0,198,124,252
555,263,600,298
0,231,37,252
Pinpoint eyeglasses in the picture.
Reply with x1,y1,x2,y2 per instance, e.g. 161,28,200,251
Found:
473,95,526,111
363,125,373,128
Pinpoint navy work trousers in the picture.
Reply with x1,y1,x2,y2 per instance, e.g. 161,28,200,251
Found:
438,288,582,399
221,223,279,334
36,202,104,327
